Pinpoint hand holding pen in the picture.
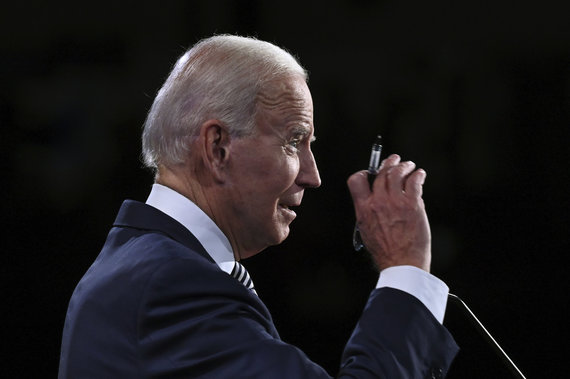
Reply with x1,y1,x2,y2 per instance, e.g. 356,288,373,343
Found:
348,138,527,377
348,138,431,272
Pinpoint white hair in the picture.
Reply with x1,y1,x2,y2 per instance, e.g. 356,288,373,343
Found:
141,35,308,170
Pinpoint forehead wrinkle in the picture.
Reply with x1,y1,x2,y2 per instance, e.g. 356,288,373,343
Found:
255,78,314,138
257,94,312,129
256,76,311,110
256,88,309,111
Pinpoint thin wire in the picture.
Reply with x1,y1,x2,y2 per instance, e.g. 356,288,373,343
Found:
448,293,526,379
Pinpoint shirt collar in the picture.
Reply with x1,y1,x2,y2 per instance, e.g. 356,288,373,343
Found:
145,183,236,274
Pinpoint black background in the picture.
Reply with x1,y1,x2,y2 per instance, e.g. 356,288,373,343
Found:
2,1,569,377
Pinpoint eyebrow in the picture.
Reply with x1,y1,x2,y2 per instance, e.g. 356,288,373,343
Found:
290,125,315,141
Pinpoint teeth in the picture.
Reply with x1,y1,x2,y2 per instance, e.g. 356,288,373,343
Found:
279,204,299,209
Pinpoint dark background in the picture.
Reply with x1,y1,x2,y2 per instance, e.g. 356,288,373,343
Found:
2,1,569,377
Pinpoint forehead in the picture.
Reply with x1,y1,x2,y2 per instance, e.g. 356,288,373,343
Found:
255,76,314,134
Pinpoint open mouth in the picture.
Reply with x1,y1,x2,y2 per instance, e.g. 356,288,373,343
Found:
278,204,297,217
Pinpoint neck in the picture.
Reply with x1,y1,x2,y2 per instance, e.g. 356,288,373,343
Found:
155,164,256,261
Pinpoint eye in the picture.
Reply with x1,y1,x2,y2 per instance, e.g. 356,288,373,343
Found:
288,139,301,149
285,130,311,154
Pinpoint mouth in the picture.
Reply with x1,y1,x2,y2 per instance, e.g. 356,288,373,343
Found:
278,204,298,218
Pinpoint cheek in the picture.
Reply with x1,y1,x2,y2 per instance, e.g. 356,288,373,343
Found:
254,155,299,187
271,157,300,192
231,150,300,207
248,162,299,214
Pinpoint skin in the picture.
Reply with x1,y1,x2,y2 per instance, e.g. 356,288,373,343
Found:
157,75,320,260
158,74,431,272
347,155,431,272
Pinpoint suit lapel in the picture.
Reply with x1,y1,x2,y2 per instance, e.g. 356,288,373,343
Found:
112,199,281,339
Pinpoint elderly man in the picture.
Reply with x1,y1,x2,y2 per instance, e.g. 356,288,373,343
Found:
59,35,458,378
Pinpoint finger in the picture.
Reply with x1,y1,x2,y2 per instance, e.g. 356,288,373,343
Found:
377,154,401,174
347,171,372,215
387,161,416,197
373,154,401,193
404,168,427,199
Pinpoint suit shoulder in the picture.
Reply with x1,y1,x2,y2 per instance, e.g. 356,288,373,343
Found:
101,225,213,267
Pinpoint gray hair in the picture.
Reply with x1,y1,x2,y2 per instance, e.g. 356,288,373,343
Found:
141,35,308,170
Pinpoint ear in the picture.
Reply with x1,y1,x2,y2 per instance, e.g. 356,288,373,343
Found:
198,119,231,182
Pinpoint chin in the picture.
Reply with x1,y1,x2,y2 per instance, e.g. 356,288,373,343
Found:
268,225,291,247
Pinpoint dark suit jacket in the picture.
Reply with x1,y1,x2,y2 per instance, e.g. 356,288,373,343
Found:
59,200,458,378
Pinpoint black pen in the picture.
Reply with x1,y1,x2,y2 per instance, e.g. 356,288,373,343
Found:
367,135,383,182
353,135,382,251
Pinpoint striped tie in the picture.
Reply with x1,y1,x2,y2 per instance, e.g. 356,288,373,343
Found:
231,261,257,295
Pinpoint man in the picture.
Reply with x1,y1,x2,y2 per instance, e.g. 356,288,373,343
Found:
59,35,458,378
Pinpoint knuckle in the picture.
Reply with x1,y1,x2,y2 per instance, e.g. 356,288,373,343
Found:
346,175,357,186
386,167,400,179
388,162,411,177
347,171,364,186
385,154,400,162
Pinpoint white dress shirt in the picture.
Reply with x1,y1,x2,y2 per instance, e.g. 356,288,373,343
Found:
145,183,449,323
146,183,236,275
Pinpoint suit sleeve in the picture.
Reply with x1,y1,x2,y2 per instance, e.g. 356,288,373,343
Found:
138,258,457,378
339,288,459,378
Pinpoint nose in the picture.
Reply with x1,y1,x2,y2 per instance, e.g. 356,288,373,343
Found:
296,149,321,188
